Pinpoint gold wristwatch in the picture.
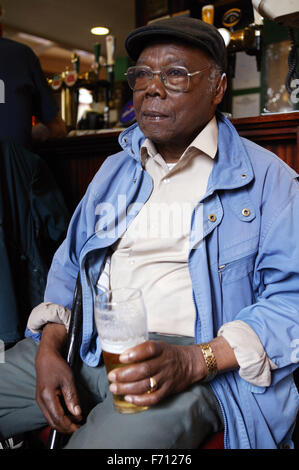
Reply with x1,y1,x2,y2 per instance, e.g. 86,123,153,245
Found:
199,342,218,382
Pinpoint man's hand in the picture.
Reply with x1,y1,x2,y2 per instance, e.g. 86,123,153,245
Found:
107,336,238,407
35,323,82,434
107,340,207,407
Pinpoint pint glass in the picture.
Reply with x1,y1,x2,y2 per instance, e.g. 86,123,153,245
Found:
202,4,215,25
95,288,149,414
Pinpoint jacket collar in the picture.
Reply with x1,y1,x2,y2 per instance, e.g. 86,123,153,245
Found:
118,122,145,162
118,114,254,196
205,115,254,196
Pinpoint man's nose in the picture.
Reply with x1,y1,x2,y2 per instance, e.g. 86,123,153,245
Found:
145,72,167,97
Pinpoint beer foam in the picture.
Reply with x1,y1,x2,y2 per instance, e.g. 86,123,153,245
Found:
101,335,147,354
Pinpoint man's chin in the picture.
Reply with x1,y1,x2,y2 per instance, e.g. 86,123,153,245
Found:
139,123,173,145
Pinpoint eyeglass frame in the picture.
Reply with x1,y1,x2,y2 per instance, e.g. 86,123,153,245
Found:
125,64,211,93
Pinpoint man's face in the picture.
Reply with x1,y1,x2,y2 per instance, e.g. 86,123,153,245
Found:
133,41,224,155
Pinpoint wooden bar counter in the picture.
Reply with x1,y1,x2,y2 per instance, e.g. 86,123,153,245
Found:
34,112,299,213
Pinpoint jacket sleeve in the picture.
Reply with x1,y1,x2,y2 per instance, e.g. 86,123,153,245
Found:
236,185,299,380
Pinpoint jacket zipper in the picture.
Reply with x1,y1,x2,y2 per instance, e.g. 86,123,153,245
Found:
210,382,229,449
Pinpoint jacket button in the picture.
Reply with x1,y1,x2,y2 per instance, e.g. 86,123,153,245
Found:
242,208,251,217
208,214,217,222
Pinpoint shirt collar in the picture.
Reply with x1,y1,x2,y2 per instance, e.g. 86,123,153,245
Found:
140,116,218,168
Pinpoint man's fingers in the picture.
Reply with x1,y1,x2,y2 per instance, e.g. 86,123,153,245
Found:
62,384,82,422
38,389,80,433
108,357,157,384
37,377,82,434
124,384,168,407
109,373,161,396
119,340,162,364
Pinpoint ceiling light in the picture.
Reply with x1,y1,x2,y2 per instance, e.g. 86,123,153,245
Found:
91,27,110,36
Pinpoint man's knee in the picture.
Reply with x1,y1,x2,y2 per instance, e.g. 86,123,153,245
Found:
65,383,222,449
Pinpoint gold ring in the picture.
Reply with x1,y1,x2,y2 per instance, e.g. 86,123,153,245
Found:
147,376,158,394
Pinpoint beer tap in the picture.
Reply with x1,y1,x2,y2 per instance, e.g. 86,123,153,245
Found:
105,35,115,128
200,1,264,72
200,1,264,114
48,42,113,131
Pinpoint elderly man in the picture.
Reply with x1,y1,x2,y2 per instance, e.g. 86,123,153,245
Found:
0,17,299,450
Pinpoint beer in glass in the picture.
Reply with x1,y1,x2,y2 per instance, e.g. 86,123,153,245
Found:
95,287,148,414
202,4,214,25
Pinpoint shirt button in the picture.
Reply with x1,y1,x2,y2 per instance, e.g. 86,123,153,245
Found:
208,214,217,222
242,208,251,217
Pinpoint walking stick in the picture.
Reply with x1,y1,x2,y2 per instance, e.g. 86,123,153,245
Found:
48,273,83,449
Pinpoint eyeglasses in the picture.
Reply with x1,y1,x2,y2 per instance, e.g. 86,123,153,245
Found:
125,64,211,92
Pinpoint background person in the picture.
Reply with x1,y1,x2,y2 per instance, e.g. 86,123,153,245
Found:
0,5,66,149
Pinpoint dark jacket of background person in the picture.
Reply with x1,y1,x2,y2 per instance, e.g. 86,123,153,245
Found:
0,37,62,149
0,140,70,345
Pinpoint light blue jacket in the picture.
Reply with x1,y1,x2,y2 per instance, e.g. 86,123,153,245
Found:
27,115,299,449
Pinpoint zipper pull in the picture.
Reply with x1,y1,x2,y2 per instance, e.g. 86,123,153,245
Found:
218,264,226,282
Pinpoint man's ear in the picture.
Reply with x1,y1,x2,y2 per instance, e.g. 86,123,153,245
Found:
214,73,227,105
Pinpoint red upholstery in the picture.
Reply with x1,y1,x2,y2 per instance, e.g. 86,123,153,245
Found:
39,426,51,445
201,431,224,449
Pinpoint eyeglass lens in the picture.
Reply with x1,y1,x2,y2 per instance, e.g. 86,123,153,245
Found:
127,66,189,92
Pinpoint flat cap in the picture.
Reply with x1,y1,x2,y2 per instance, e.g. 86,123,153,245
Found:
125,16,227,71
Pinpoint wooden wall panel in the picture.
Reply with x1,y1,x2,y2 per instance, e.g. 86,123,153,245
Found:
231,112,299,171
35,132,122,211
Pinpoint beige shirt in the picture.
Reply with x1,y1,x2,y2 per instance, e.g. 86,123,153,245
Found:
110,118,217,337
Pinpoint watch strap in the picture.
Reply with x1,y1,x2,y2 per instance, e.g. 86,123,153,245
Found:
199,342,218,382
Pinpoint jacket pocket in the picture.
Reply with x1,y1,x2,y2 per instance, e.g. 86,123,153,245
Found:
218,252,257,323
219,253,256,285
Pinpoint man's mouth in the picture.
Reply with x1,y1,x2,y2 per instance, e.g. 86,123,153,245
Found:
142,111,169,121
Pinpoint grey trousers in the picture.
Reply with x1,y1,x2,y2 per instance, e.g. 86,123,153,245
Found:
0,336,223,449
